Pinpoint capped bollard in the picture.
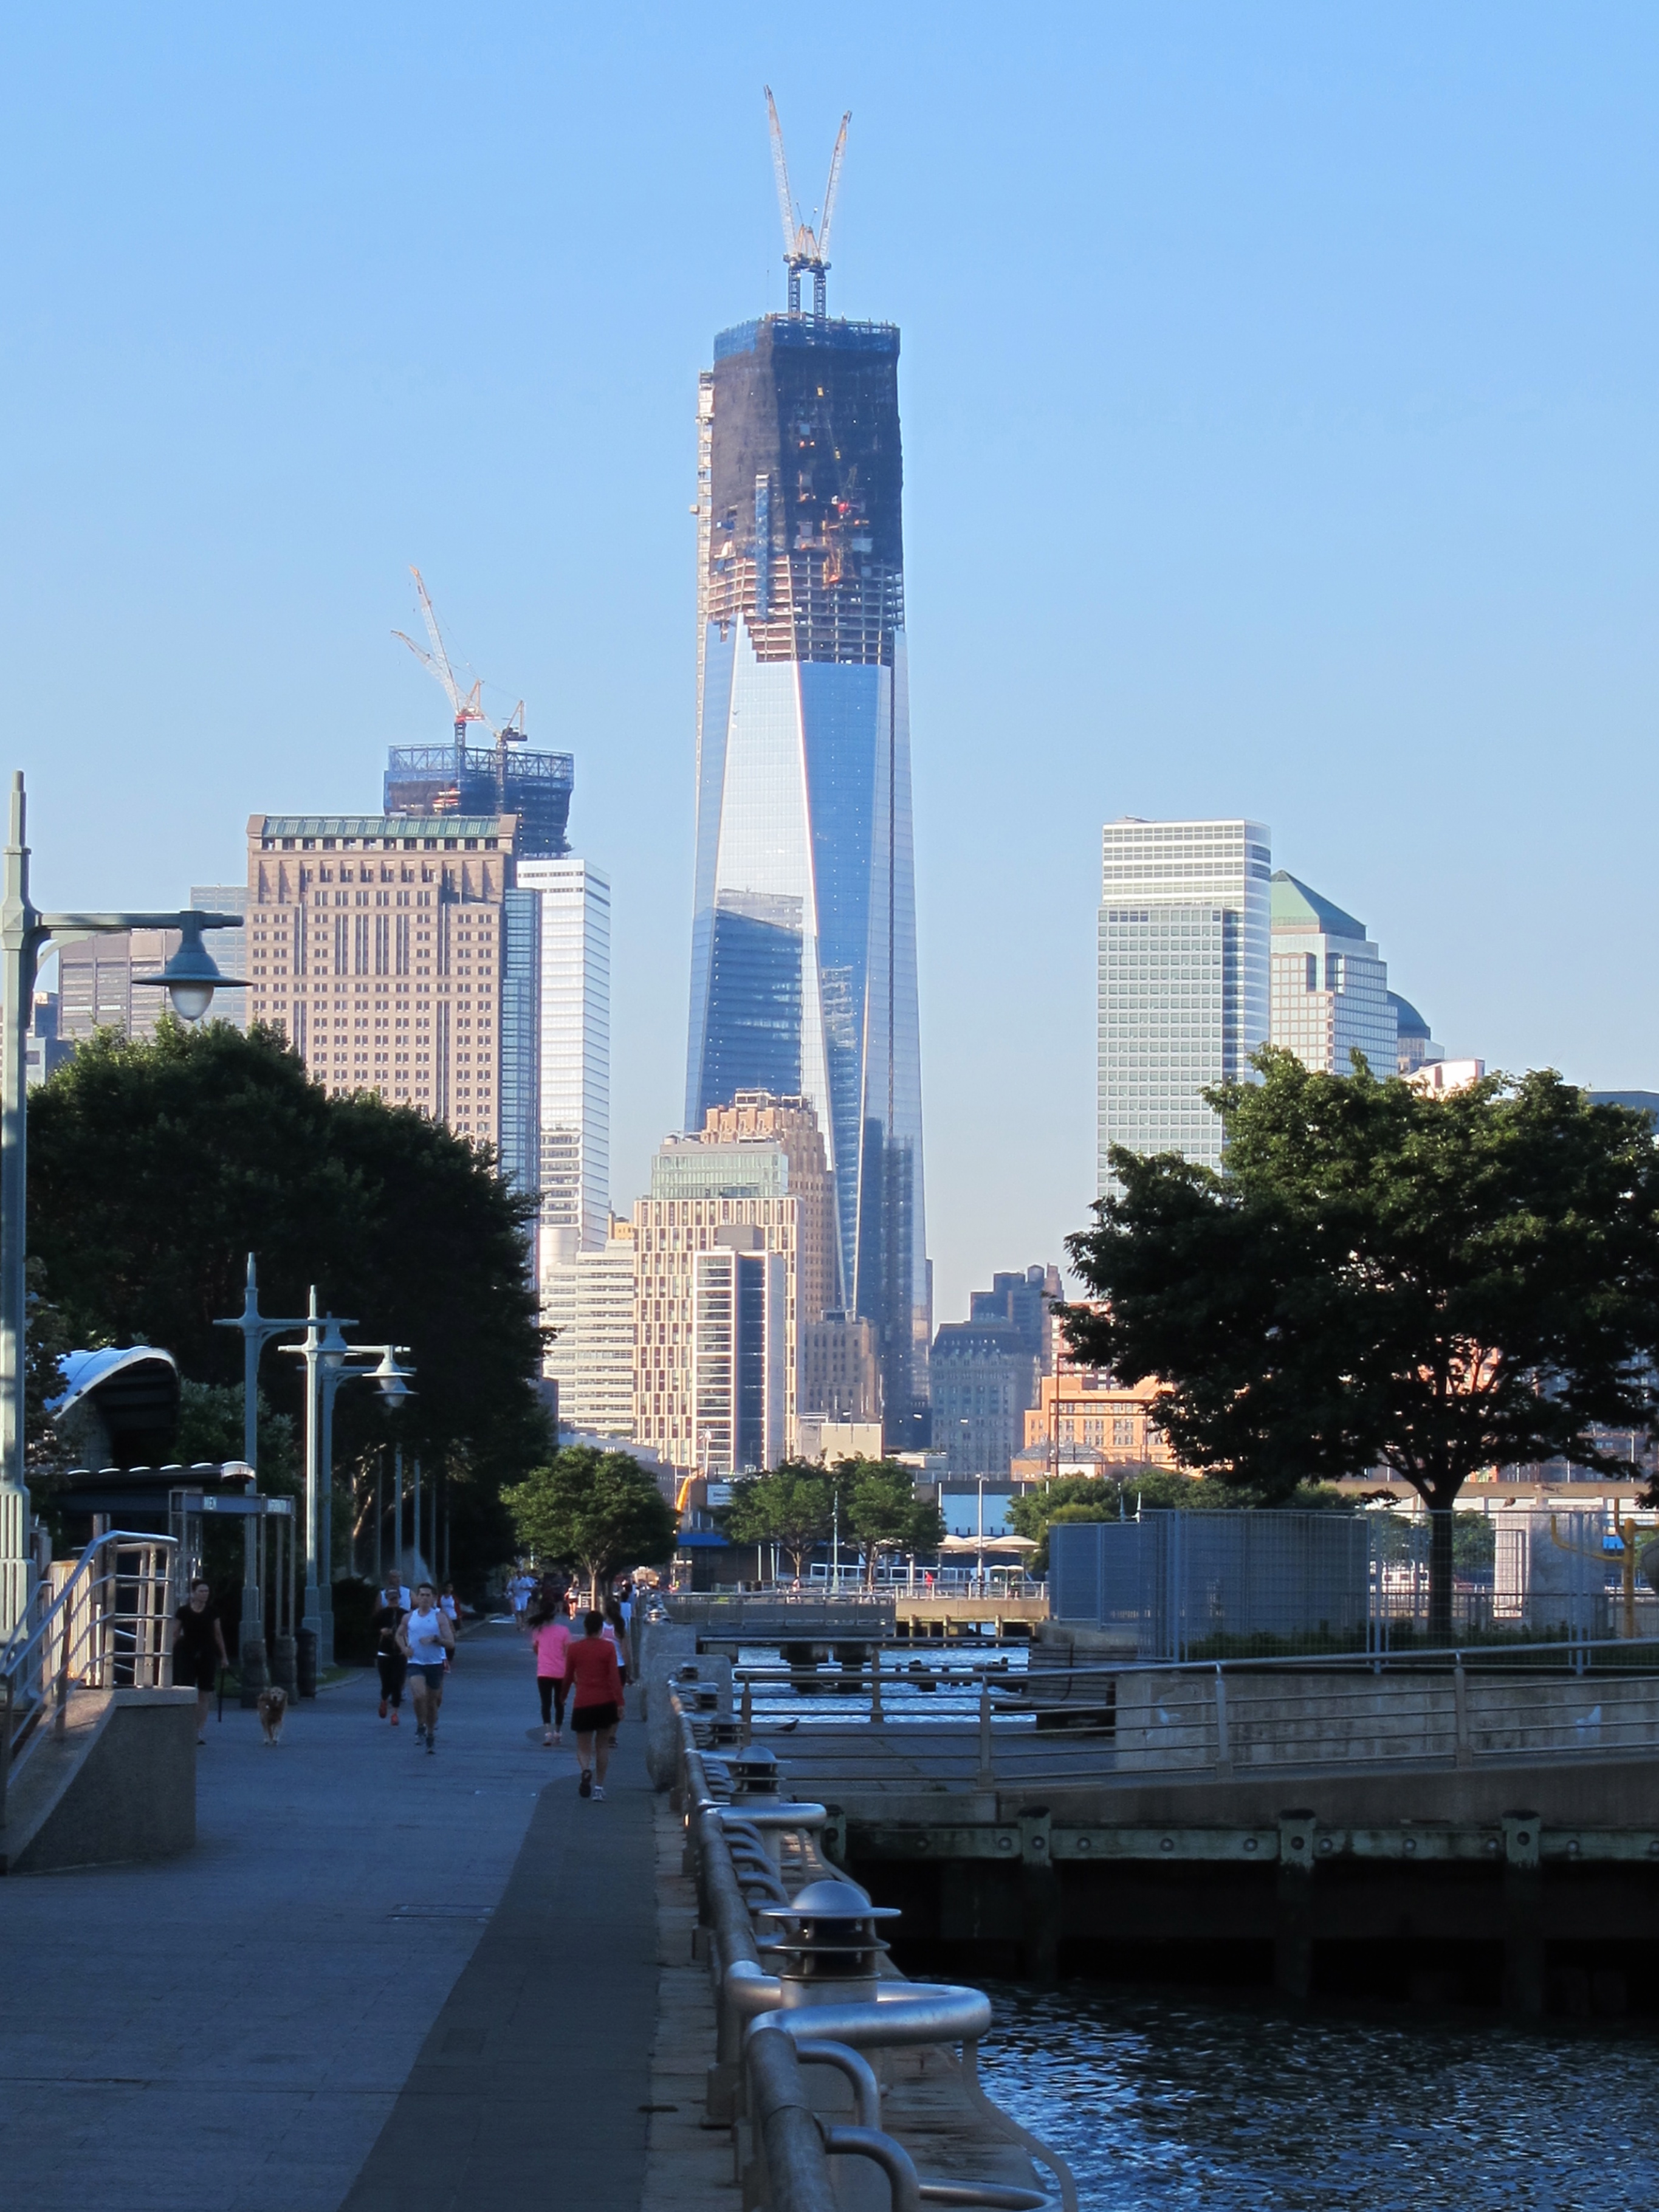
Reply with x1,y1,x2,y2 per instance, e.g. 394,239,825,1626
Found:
757,1878,901,2010
731,1743,784,1799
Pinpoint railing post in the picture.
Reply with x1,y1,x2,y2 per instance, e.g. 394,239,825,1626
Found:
977,1678,994,1792
1214,1665,1232,1775
1453,1653,1472,1768
870,1646,883,1724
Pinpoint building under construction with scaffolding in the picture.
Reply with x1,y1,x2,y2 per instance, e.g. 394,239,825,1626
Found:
681,92,930,1452
383,739,574,859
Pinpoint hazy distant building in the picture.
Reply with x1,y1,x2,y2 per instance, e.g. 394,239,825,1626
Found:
800,1313,881,1421
930,1318,1039,1479
59,929,182,1044
1410,1058,1485,1097
1269,872,1396,1079
543,1219,637,1437
633,1192,799,1472
1020,1366,1178,1474
1097,819,1272,1190
244,812,538,1189
190,884,248,1029
517,857,610,1271
24,992,73,1088
668,1092,837,1327
1389,993,1443,1077
969,1265,1060,1367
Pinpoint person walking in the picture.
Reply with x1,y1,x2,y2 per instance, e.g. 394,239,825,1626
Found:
396,1582,455,1754
439,1581,460,1668
372,1580,407,1726
600,1596,631,1682
169,1578,230,1745
564,1610,623,1799
529,1601,572,1746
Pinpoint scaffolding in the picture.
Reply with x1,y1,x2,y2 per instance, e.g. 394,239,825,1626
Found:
383,740,573,857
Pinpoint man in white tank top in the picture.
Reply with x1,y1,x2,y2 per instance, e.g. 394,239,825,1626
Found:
396,1582,456,1754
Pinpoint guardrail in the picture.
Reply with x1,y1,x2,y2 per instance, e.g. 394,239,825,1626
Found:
0,1530,177,1821
674,1689,1076,2212
720,1637,1659,1790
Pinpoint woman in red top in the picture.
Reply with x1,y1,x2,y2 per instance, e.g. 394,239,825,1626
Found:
565,1609,625,1799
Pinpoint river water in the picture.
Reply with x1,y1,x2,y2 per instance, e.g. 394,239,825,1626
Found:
977,1984,1655,2211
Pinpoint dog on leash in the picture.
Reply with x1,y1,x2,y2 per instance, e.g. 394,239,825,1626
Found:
257,1686,288,1745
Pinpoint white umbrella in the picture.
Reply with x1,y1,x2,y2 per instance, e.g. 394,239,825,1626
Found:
936,1533,1037,1552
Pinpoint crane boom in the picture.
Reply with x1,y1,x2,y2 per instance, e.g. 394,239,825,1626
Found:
817,111,851,262
764,84,800,257
409,566,465,715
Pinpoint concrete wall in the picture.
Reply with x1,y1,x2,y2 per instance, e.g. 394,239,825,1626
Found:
6,1688,196,1875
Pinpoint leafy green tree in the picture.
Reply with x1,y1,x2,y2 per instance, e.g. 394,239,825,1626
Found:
174,1381,301,1494
840,1458,946,1587
502,1446,678,1601
1066,1051,1659,1637
720,1460,833,1579
26,1022,550,1564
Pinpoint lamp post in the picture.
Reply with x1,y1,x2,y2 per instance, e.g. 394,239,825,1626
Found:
281,1294,413,1671
213,1254,309,1701
0,772,242,1635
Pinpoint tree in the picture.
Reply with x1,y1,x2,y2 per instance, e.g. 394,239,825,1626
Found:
720,1461,833,1581
502,1447,678,1600
26,1022,551,1546
1065,1051,1659,1638
839,1458,946,1587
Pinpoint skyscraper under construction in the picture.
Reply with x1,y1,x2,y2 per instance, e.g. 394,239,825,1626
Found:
684,96,929,1446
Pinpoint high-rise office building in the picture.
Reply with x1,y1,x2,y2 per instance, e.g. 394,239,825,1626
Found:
1269,872,1396,1079
683,168,929,1449
800,1313,881,1422
1389,992,1442,1076
244,812,538,1189
930,1318,1040,1479
1097,819,1272,1189
671,1092,837,1328
518,857,610,1268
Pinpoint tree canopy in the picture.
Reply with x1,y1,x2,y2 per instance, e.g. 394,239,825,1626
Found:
27,1019,549,1489
720,1460,834,1578
502,1446,678,1597
1065,1051,1659,1632
840,1458,946,1585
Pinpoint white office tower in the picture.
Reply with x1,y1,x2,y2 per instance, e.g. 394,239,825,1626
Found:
1269,873,1397,1079
542,1220,638,1438
1097,819,1272,1191
518,859,611,1280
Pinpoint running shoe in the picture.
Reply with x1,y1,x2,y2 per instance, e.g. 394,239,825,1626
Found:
390,1709,400,1726
415,1725,427,1745
543,1726,552,1746
552,1729,562,1745
426,1735,435,1756
579,1769,592,1798
378,1698,388,1719
592,1785,606,1801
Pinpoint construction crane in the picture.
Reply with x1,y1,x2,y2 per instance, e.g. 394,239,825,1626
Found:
764,87,850,318
393,566,489,749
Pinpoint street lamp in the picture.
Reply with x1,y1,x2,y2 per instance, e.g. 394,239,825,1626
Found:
281,1290,413,1672
213,1254,309,1700
0,772,244,1635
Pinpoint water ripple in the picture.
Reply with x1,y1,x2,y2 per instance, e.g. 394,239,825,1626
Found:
977,1984,1655,2211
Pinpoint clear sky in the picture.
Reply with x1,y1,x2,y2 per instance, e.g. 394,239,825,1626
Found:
7,5,1659,1325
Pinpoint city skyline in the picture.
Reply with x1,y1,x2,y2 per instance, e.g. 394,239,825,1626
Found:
12,13,1659,1327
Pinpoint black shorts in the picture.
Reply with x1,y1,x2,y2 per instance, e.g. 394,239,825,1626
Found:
571,1701,618,1735
179,1654,218,1693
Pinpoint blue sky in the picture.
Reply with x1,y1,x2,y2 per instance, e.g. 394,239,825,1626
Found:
6,5,1658,1324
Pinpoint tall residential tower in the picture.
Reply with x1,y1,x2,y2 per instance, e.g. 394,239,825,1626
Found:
683,101,929,1446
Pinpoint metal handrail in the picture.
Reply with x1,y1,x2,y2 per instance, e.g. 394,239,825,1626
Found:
676,1689,1075,2212
0,1530,178,1820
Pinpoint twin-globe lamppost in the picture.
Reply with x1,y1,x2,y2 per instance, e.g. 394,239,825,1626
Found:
0,772,246,1637
215,1260,413,1686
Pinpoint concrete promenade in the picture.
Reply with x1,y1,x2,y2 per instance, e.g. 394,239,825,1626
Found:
0,1622,658,2211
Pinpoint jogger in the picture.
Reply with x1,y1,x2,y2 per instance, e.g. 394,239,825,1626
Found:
396,1583,455,1754
564,1610,624,1799
373,1581,408,1725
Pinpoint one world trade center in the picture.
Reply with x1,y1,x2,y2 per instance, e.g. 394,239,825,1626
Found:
684,95,930,1446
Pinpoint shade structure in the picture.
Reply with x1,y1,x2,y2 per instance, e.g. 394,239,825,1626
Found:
936,1533,1037,1553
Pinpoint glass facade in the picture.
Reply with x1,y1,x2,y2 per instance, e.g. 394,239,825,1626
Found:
1097,819,1272,1190
685,311,929,1446
1269,871,1398,1080
498,887,541,1202
518,857,610,1265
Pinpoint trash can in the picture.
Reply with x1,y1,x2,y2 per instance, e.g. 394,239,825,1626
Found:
239,1636,269,1709
296,1627,318,1699
269,1633,298,1697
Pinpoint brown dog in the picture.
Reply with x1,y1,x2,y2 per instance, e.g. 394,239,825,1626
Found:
257,1686,288,1745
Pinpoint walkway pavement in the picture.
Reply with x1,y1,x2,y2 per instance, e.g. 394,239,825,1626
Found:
0,1622,658,2212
